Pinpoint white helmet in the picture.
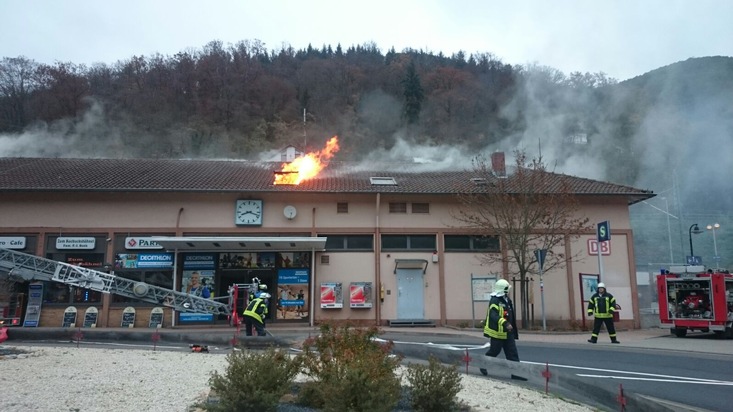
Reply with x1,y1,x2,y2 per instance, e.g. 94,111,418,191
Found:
258,284,268,290
597,283,606,289
494,279,511,294
257,292,271,299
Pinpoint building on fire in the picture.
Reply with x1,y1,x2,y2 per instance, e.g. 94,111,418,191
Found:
0,150,654,330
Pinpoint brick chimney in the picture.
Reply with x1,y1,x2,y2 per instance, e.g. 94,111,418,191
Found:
491,152,506,177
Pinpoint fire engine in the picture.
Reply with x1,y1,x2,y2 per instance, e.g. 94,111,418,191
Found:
657,265,733,338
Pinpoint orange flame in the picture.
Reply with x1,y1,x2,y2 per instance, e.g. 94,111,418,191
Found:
274,136,340,185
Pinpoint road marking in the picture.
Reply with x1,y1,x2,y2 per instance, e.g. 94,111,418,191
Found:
574,374,733,385
523,360,732,384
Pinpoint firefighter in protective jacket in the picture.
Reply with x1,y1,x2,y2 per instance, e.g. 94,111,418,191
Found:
587,282,620,344
243,292,270,336
480,278,519,375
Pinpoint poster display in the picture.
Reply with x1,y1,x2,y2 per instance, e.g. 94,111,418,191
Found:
83,306,98,328
580,273,600,302
149,307,164,328
62,306,77,328
320,282,343,308
179,253,216,323
349,282,373,308
22,282,43,327
121,306,136,328
276,268,309,319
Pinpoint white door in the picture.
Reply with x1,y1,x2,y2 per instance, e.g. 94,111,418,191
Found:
396,269,424,319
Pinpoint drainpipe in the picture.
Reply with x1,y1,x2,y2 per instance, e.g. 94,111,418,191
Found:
172,207,184,327
375,193,381,326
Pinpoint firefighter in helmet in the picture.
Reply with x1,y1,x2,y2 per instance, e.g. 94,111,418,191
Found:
480,278,519,375
587,282,620,344
243,291,270,336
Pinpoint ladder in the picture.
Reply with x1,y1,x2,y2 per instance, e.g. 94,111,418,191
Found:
0,248,231,316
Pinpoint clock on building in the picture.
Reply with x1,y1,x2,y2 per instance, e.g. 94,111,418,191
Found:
235,199,263,226
283,205,297,220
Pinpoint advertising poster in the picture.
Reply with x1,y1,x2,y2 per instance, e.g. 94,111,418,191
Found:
349,282,373,308
320,282,343,308
580,273,600,303
219,252,276,269
276,268,309,319
22,282,43,327
179,253,216,323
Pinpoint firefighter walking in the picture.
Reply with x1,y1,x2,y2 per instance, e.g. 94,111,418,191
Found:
480,278,519,375
243,292,270,336
587,282,621,344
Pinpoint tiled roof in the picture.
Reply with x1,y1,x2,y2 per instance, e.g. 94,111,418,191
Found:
0,157,654,204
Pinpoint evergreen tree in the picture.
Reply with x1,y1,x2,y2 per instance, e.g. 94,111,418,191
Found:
402,61,423,124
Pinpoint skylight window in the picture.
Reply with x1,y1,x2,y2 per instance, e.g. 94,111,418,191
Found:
370,177,397,186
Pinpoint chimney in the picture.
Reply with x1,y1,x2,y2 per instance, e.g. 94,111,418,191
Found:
491,152,506,177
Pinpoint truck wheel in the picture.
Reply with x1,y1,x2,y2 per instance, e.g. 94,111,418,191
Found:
672,327,687,337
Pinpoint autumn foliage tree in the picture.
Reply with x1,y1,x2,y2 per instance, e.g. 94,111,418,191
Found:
454,150,592,328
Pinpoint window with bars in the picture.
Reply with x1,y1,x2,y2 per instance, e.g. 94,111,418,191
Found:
444,235,500,252
322,235,374,250
337,202,349,213
389,202,407,213
381,234,436,251
411,202,430,213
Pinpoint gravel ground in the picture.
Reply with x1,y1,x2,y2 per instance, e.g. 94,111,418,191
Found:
0,345,594,412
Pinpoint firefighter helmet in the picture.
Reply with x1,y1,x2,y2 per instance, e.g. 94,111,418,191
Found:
259,284,268,290
597,282,606,289
257,292,271,299
494,279,511,294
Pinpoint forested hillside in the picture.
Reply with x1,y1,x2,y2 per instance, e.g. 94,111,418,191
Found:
1,41,731,268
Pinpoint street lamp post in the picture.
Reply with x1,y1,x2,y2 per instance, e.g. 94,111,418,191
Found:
662,197,673,263
706,223,720,269
688,223,703,264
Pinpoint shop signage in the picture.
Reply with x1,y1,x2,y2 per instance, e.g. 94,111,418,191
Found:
125,237,163,250
56,237,96,250
115,253,173,269
0,236,26,249
183,253,216,269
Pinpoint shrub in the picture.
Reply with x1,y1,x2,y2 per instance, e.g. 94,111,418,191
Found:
405,355,464,412
206,346,301,412
296,323,403,412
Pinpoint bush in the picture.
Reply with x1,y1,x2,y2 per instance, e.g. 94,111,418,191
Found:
297,323,403,412
205,346,301,412
405,355,464,412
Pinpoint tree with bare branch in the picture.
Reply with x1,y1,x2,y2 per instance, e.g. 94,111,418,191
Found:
454,150,592,328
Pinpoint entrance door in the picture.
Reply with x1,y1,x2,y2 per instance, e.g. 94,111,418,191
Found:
396,269,424,319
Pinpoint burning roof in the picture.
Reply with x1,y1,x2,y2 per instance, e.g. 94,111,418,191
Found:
274,136,339,185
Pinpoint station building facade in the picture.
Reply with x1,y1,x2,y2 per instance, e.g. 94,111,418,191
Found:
0,156,654,330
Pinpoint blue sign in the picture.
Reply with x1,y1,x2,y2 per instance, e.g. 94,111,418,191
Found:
278,268,309,284
534,249,547,271
179,313,214,322
597,221,611,242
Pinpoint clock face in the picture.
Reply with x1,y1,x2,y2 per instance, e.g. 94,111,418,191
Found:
283,205,297,219
235,200,263,226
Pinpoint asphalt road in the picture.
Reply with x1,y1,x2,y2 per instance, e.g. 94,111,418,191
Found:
379,331,732,412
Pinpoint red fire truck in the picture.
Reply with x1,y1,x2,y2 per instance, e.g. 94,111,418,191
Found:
657,266,733,338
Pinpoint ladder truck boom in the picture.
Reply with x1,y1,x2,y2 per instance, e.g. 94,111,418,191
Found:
0,248,231,316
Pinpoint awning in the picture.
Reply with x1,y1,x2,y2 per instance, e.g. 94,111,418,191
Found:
149,236,327,252
393,259,428,274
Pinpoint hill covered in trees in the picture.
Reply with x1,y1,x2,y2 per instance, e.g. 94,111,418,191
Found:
1,41,731,268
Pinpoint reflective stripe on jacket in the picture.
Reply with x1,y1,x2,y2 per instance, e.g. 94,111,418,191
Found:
483,295,516,340
587,293,616,319
243,298,268,323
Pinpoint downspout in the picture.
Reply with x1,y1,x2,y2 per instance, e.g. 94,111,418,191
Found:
172,207,184,327
375,193,382,326
310,207,317,327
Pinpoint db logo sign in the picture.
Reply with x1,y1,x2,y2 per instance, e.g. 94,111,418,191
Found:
587,239,611,256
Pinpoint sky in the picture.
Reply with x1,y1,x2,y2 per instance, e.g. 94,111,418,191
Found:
2,0,732,81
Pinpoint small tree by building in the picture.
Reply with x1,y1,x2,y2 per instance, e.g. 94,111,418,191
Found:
454,150,592,328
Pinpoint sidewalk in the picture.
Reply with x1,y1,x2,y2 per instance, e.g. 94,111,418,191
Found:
4,324,730,356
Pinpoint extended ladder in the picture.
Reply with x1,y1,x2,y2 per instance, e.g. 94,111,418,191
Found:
0,248,231,316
